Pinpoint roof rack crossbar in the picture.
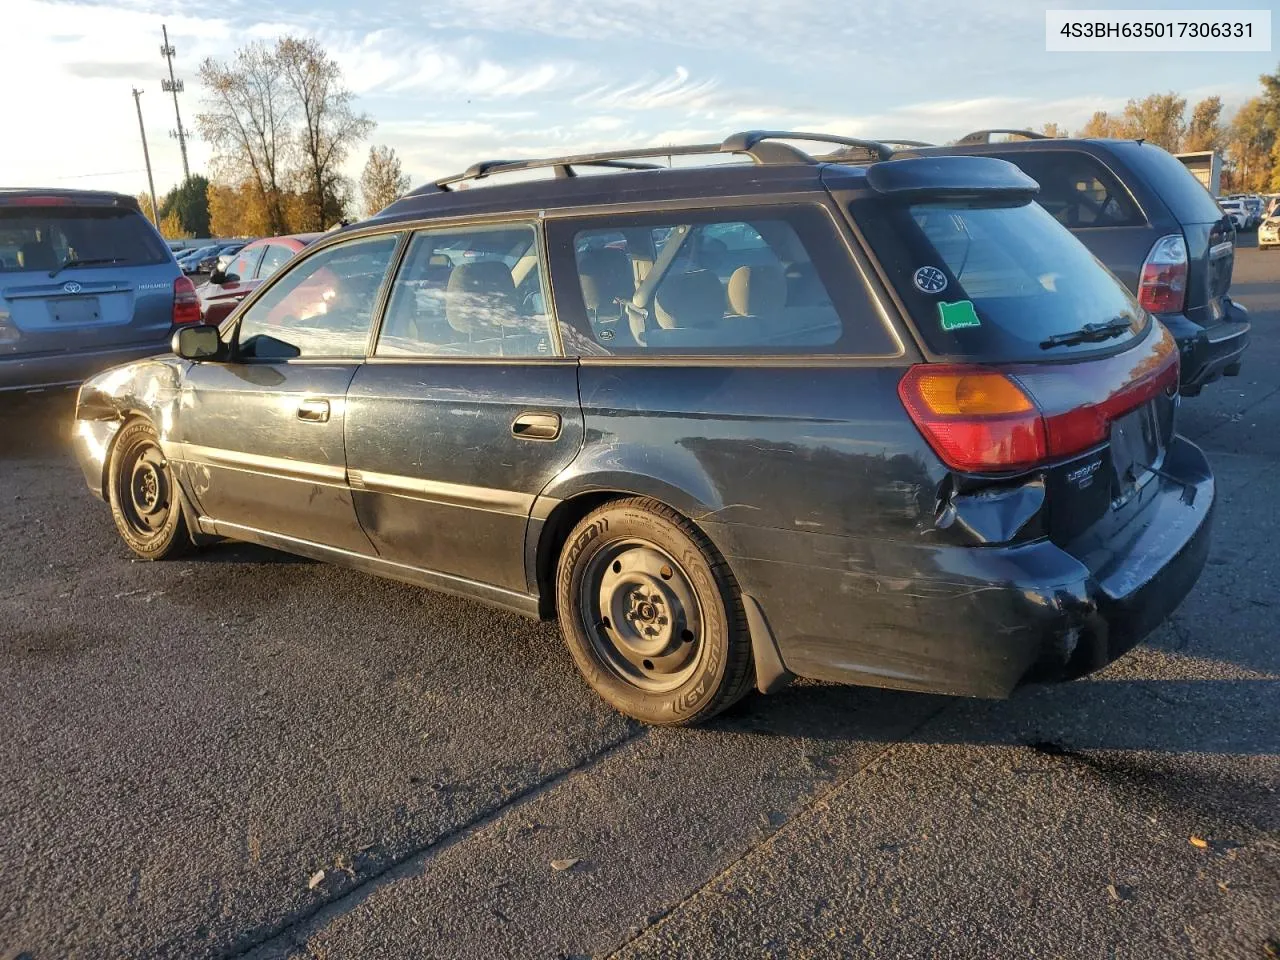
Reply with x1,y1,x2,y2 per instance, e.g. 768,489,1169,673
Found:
955,129,1049,145
435,145,720,190
718,130,895,162
427,129,897,193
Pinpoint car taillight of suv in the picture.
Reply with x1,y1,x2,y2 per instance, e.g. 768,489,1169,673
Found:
173,275,202,325
1137,235,1188,315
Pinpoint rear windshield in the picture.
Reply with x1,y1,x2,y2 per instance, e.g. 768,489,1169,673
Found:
1112,142,1225,225
0,206,169,274
854,198,1146,361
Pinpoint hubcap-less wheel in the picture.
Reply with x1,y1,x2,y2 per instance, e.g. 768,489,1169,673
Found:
579,539,703,693
119,442,173,538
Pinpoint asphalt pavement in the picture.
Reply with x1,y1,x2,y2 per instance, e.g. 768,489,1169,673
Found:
1,243,1277,960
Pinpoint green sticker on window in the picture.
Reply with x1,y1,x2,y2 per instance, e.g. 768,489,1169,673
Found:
938,299,981,331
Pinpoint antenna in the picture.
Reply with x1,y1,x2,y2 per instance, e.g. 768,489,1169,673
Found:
159,24,191,181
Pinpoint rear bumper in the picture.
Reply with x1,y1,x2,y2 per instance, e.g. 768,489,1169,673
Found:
1160,304,1250,395
707,436,1213,699
0,341,170,393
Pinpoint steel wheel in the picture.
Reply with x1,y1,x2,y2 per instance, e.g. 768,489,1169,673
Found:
578,538,704,694
117,440,174,538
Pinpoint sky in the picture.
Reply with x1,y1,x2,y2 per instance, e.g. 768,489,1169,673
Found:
2,0,1277,203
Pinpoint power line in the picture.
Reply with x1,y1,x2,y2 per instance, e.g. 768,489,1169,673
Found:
160,24,191,182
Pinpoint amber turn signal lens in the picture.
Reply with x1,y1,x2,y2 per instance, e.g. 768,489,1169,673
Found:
911,370,1034,416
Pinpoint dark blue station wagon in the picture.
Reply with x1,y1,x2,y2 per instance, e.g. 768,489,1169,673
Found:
72,133,1214,725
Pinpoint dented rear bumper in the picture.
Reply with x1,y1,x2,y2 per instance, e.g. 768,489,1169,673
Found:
705,436,1213,699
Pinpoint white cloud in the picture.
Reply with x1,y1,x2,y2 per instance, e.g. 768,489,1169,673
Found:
575,68,719,112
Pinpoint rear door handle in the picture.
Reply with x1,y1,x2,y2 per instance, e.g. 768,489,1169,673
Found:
297,398,330,423
512,412,561,441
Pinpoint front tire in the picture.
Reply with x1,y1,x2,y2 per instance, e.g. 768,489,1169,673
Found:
107,418,193,560
556,498,754,725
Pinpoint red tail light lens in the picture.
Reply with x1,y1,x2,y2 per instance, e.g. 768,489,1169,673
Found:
172,275,202,325
899,325,1180,474
898,366,1047,472
1137,234,1187,315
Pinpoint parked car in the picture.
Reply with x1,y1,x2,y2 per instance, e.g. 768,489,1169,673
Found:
1259,214,1280,250
888,132,1249,397
196,233,321,325
178,244,220,275
1219,198,1249,231
71,132,1214,726
1229,194,1264,229
0,188,200,392
188,241,245,276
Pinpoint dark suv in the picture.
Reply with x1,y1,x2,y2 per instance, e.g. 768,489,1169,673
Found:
0,189,199,392
70,132,1213,725
893,130,1249,396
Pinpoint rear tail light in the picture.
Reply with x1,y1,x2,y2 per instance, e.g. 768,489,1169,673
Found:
1137,234,1187,315
172,275,202,325
899,326,1179,474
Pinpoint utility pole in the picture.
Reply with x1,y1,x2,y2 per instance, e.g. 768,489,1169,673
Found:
160,24,190,182
132,88,160,228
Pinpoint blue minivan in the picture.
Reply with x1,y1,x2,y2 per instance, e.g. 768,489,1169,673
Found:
0,188,200,393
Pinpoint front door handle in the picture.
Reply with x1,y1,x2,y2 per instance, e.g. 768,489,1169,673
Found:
512,412,561,441
297,398,330,423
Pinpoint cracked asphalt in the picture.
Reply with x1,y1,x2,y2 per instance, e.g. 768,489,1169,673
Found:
1,242,1277,960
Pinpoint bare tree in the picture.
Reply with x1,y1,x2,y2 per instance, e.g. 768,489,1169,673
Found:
197,42,294,234
278,36,374,232
1184,96,1224,153
360,145,411,216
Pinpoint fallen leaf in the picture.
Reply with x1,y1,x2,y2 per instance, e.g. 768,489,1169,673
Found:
1217,881,1231,892
1189,836,1209,849
308,869,326,889
550,858,580,872
1106,884,1120,901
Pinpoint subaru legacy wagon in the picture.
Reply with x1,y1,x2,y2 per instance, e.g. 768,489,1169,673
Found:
71,132,1213,725
0,189,198,392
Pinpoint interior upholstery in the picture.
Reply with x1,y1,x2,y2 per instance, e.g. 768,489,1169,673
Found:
653,269,724,329
727,264,787,317
20,240,57,272
578,247,634,315
445,261,517,335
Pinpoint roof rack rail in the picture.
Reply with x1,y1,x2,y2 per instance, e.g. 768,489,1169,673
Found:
955,129,1049,145
872,138,935,148
421,129,898,193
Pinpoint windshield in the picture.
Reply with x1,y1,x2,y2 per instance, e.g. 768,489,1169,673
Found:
0,206,168,273
853,198,1146,361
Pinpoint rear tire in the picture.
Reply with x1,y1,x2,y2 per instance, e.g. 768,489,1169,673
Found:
107,418,193,560
556,498,754,725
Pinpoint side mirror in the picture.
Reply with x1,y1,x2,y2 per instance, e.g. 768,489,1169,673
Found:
171,325,223,361
209,268,228,285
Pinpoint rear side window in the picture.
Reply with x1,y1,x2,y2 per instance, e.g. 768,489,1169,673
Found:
853,198,1146,361
990,151,1142,228
547,204,897,357
0,207,168,273
1114,142,1225,225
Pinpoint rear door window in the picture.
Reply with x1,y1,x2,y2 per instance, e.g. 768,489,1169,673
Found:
547,204,898,357
0,207,168,273
991,151,1142,228
852,198,1147,362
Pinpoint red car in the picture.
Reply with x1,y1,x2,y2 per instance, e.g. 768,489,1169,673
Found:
197,233,322,325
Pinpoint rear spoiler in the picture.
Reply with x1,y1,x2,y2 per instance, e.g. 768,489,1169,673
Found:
863,156,1040,201
0,189,141,211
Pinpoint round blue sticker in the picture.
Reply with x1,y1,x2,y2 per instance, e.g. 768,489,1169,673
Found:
913,266,948,294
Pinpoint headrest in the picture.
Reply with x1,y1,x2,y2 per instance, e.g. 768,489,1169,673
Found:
653,269,724,329
20,241,56,272
445,261,516,334
578,247,634,313
727,264,787,317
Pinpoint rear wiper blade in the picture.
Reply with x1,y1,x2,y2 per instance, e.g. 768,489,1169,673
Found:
1040,318,1132,350
49,257,125,278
